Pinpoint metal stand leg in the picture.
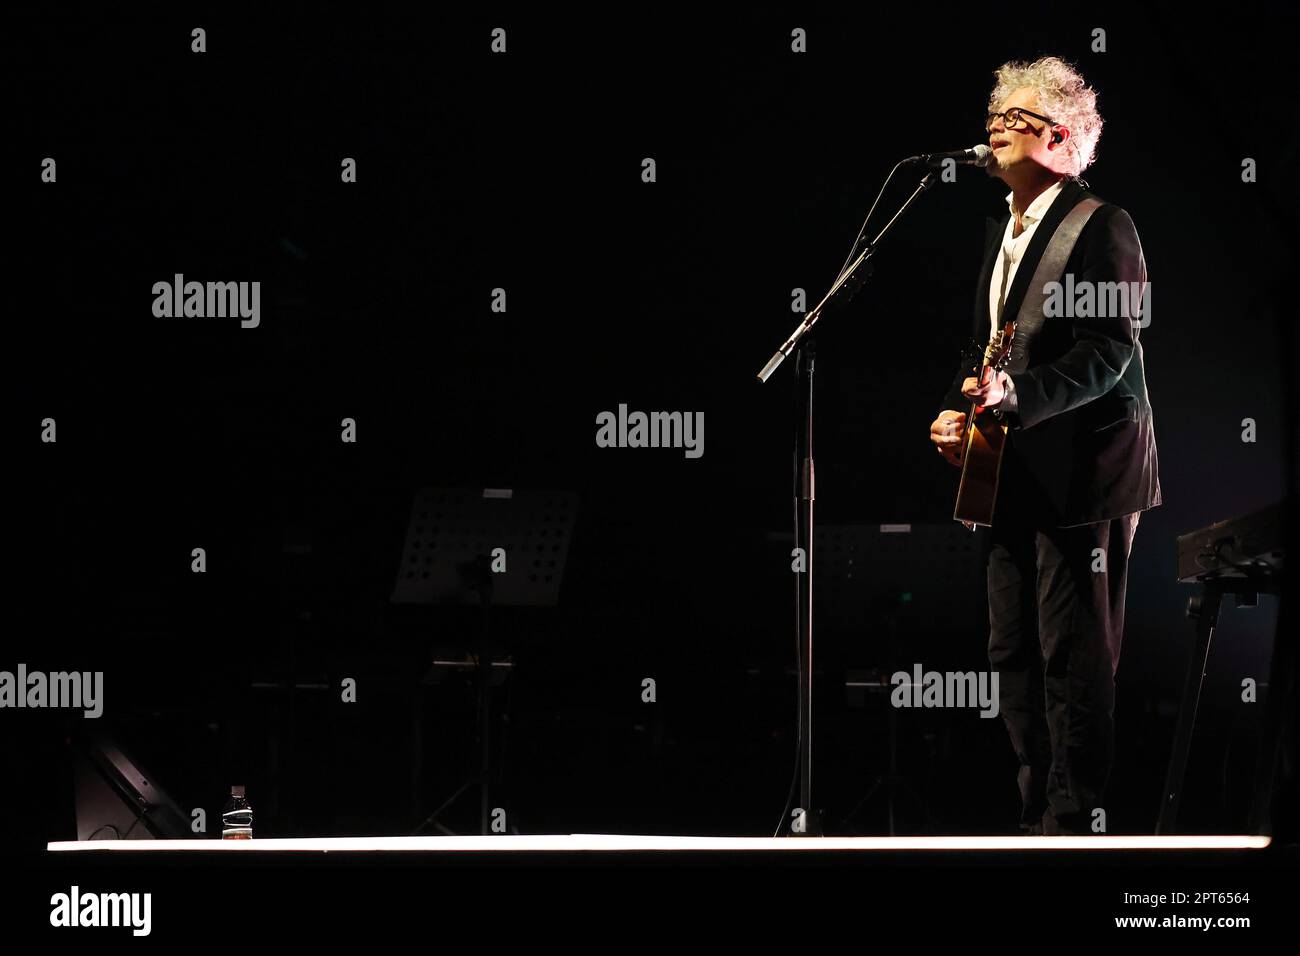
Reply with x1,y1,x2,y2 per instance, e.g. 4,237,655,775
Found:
1156,585,1223,834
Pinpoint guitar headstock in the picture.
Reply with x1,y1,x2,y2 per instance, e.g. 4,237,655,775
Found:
983,320,1017,370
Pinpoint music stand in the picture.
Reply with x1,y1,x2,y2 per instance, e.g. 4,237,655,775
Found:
392,486,576,835
1158,507,1283,834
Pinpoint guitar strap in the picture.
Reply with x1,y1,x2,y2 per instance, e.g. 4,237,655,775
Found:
1003,196,1103,375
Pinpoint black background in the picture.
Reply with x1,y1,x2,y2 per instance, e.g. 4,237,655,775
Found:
6,4,1298,935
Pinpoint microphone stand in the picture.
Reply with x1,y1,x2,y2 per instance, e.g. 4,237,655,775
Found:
757,165,939,836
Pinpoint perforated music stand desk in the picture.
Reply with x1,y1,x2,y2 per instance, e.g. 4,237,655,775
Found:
391,486,578,835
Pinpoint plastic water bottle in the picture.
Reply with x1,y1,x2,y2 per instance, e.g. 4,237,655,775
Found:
221,786,253,839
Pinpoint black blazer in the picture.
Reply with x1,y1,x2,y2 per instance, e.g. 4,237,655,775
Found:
939,177,1161,527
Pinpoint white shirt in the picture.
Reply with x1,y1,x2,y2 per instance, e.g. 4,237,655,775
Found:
987,178,1065,342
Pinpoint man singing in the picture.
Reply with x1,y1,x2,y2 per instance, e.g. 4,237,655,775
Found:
928,57,1161,835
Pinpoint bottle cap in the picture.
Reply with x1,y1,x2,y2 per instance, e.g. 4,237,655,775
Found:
231,785,245,798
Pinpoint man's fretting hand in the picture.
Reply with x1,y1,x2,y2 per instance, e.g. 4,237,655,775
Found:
961,370,1009,409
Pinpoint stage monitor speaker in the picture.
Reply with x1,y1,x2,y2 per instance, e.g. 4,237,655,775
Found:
73,732,191,841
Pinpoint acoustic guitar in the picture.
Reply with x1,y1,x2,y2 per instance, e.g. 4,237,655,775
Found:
953,320,1017,528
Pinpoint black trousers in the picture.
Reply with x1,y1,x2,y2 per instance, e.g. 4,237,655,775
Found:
986,450,1141,835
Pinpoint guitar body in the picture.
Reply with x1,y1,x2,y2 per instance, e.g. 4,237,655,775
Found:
953,405,1008,526
953,320,1017,528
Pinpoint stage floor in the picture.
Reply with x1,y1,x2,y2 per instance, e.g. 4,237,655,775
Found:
48,834,1272,853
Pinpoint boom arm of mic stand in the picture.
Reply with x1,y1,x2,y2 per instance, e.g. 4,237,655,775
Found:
757,169,938,383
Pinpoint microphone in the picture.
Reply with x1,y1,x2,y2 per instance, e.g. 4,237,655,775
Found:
906,144,993,168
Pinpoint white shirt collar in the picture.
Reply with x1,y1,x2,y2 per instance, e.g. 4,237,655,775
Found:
1005,178,1066,225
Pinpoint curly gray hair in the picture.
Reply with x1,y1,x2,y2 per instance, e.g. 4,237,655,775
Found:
989,56,1103,177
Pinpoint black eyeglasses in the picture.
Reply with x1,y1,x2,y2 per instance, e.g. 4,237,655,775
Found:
984,107,1056,133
